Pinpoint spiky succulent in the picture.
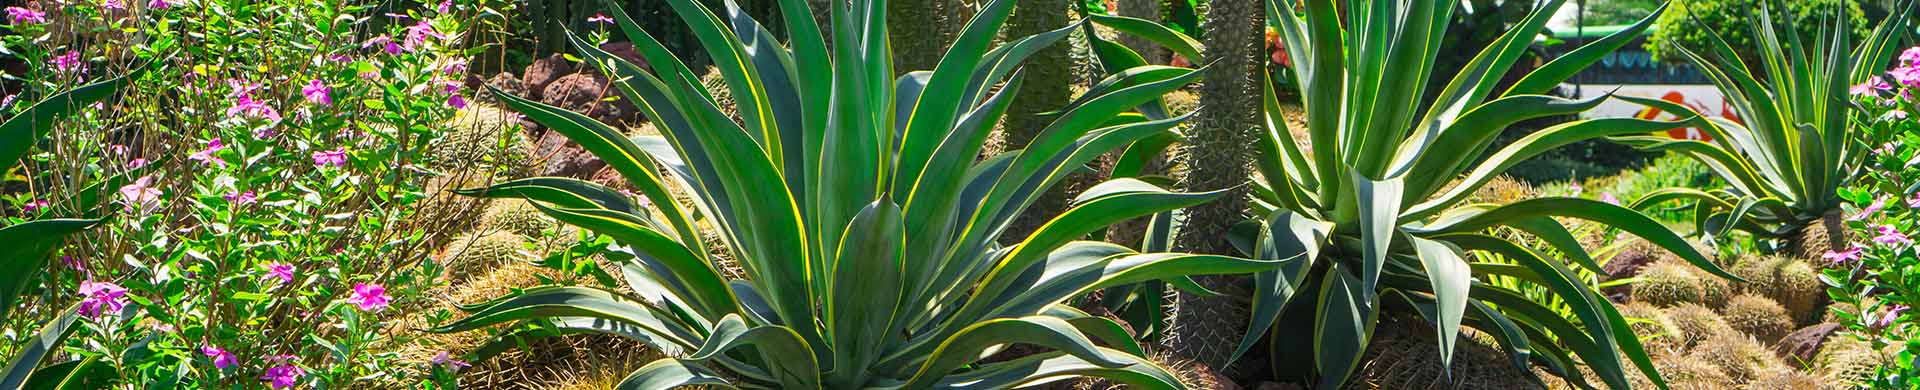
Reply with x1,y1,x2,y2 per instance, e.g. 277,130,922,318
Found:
1635,261,1707,307
1687,333,1784,384
1731,256,1824,324
1622,1,1912,248
432,0,1280,388
434,104,538,175
441,231,529,281
1237,2,1736,388
482,199,559,237
1664,303,1734,349
1723,294,1795,343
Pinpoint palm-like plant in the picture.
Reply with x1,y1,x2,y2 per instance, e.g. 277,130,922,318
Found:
1620,1,1912,257
435,0,1281,388
1235,0,1737,388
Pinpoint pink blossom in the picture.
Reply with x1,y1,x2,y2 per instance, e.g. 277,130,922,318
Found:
201,345,237,369
266,262,294,284
403,21,444,51
348,282,390,312
437,0,451,13
431,351,471,371
103,0,125,10
1599,192,1620,205
1892,65,1920,87
50,51,83,73
225,190,256,205
1908,193,1920,209
1823,244,1865,266
76,281,127,318
225,95,282,123
302,80,331,106
1903,47,1920,65
362,35,400,55
448,94,466,109
259,363,305,389
147,0,169,9
107,144,128,154
588,13,614,24
127,158,147,169
21,199,48,214
189,138,227,167
311,148,347,167
1850,197,1887,221
1894,110,1912,120
1876,304,1910,329
1874,225,1912,246
442,59,467,75
118,176,161,212
6,7,46,24
61,256,86,274
1853,76,1892,96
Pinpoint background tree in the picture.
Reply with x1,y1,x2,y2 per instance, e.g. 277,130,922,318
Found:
890,0,960,74
1116,0,1168,63
1002,0,1077,239
1165,0,1262,369
1582,0,1664,25
1647,0,1868,65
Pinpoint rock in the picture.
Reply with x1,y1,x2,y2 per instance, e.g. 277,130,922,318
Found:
533,129,607,179
598,42,650,72
1774,322,1840,368
541,72,640,124
521,54,576,100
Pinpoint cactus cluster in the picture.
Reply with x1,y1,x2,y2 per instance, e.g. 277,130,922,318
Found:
1687,333,1784,384
1619,302,1682,355
1732,255,1825,325
1663,303,1734,348
433,104,538,176
1347,318,1545,390
1748,368,1823,390
1722,294,1795,343
1634,260,1706,307
481,199,557,237
1818,336,1887,384
441,231,529,281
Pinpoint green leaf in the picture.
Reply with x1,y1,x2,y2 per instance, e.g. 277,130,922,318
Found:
1233,210,1331,363
454,177,638,214
902,316,1129,389
0,69,143,175
1087,14,1203,63
0,219,103,325
827,200,906,386
685,315,819,389
2,307,80,390
1407,236,1470,377
615,359,737,390
1313,264,1374,390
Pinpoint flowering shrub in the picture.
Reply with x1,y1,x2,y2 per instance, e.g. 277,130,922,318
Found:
1824,46,1920,389
0,0,516,387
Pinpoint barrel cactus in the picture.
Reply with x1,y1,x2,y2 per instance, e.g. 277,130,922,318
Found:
1722,294,1794,343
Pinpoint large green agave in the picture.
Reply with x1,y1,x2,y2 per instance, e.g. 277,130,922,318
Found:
1620,1,1911,252
436,0,1280,388
1234,0,1736,388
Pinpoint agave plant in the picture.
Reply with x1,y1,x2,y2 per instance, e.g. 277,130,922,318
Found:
1619,1,1912,257
1233,0,1739,388
436,0,1281,388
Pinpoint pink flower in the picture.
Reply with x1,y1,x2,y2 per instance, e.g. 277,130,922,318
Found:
302,80,331,106
1850,197,1887,221
1823,244,1865,266
1892,65,1920,87
6,7,45,24
266,262,294,284
225,190,256,205
61,256,86,275
437,0,451,13
587,13,614,24
448,94,467,109
201,345,237,369
403,21,444,51
1875,304,1909,329
189,138,227,167
50,51,83,73
127,158,147,169
348,282,390,312
259,363,304,389
362,35,400,55
103,0,125,10
311,148,347,167
1599,192,1620,206
21,199,48,214
1908,193,1920,209
1874,225,1912,246
76,281,127,318
1903,46,1920,65
225,95,282,123
1853,76,1892,96
442,59,467,75
147,0,169,9
430,351,471,371
118,176,161,212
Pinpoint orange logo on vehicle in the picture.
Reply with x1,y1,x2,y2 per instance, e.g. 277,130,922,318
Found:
1634,91,1738,142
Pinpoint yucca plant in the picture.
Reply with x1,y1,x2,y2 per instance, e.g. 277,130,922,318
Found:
1620,1,1912,257
435,0,1282,388
1234,1,1740,388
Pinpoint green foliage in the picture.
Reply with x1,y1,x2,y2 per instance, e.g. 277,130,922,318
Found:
1624,1,1909,244
1647,0,1869,64
1244,0,1726,387
1586,0,1666,26
436,0,1281,388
